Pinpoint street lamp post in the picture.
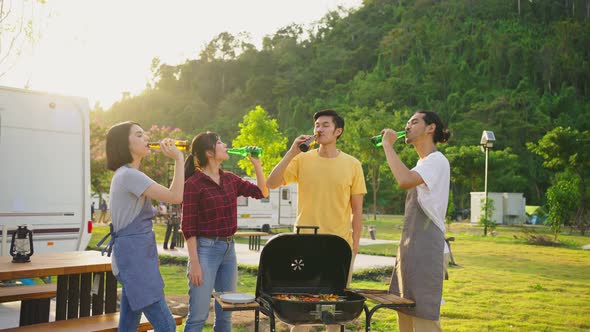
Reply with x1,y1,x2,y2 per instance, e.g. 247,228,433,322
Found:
480,130,496,235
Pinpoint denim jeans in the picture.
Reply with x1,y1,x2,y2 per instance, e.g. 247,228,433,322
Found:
184,237,237,332
119,286,176,332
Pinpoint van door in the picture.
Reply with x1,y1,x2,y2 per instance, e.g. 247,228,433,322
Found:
277,186,296,227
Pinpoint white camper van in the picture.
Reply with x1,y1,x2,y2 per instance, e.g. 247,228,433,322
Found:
237,178,297,231
0,86,92,256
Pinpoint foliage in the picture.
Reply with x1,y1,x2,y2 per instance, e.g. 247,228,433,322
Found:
341,103,412,218
0,0,45,78
546,172,580,241
89,119,111,197
445,145,525,209
94,0,590,214
446,189,455,230
528,127,590,235
479,197,496,236
231,106,288,176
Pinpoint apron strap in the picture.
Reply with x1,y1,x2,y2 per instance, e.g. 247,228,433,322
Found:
96,223,116,257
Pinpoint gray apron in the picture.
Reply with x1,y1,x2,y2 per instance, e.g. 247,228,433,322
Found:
389,187,445,320
98,198,164,311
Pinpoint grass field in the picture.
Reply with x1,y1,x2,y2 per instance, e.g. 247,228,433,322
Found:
89,218,590,331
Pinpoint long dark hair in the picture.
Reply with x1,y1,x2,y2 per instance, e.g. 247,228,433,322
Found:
106,121,141,171
417,111,451,144
184,131,220,179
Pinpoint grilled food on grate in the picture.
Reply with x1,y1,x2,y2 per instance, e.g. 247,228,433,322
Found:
273,294,345,302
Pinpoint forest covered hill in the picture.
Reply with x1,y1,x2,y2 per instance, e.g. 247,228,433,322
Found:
93,0,590,214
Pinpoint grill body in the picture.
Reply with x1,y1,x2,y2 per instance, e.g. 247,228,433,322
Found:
255,229,366,325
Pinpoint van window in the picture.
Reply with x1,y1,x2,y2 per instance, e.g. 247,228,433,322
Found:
282,188,290,200
261,197,270,203
237,196,248,206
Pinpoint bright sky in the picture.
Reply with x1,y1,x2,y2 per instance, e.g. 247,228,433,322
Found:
1,0,362,109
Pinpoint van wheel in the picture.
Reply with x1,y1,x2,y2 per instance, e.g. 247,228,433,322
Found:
261,224,270,233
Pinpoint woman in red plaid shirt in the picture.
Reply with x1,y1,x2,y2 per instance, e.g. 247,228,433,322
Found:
181,131,268,332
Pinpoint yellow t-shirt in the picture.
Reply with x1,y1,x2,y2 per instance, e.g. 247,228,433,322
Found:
284,150,367,247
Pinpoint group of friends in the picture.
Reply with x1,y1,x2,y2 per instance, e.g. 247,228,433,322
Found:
101,109,451,332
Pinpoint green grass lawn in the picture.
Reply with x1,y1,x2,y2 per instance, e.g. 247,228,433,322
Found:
89,218,590,331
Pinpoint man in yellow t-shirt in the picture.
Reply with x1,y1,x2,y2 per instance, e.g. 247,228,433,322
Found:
267,109,367,332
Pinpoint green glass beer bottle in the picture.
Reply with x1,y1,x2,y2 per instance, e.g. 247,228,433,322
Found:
370,131,406,147
227,147,262,158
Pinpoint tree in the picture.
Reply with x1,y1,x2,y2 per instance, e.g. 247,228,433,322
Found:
546,172,580,240
0,0,45,77
90,119,111,198
342,103,413,218
232,106,287,177
528,127,590,235
479,197,496,236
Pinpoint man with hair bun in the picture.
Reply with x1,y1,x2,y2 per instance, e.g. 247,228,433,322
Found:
380,110,451,332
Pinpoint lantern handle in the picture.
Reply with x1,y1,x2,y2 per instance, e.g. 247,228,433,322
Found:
28,228,34,256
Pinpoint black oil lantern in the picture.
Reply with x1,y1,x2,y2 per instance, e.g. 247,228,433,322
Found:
10,225,34,263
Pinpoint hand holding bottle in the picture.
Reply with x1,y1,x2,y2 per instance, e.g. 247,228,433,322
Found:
298,135,317,152
380,129,405,147
158,138,184,161
289,135,314,155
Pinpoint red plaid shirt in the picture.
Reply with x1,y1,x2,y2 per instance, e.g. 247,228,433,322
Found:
181,169,264,239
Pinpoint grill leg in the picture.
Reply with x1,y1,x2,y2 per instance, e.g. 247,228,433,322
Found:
255,310,259,332
363,304,371,332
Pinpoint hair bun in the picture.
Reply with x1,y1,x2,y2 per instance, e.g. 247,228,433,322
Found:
441,129,451,143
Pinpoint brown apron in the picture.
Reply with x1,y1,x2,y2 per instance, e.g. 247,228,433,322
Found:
389,187,445,320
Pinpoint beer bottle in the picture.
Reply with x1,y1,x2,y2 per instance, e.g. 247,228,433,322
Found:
147,140,189,151
370,131,406,147
299,136,317,152
227,147,262,158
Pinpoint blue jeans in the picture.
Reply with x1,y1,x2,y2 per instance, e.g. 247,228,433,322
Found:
184,237,237,332
119,286,176,332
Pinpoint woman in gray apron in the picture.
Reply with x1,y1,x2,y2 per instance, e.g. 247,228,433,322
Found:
379,111,451,332
100,121,185,332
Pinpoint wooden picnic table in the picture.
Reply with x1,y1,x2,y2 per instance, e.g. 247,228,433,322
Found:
0,251,117,326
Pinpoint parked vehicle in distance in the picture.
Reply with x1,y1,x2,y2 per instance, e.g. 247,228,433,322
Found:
237,177,297,232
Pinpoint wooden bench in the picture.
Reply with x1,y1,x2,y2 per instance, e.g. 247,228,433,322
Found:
234,231,269,251
176,231,269,251
0,312,183,332
0,283,57,326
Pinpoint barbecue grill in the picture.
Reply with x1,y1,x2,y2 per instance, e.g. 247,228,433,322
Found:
255,226,367,330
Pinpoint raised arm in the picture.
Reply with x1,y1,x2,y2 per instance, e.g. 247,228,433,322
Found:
266,135,311,189
249,154,269,197
144,139,185,203
381,129,423,189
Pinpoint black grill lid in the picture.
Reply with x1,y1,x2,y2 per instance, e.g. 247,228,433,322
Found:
256,228,352,297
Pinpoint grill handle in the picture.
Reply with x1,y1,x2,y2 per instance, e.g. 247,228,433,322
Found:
258,293,274,309
295,226,319,234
